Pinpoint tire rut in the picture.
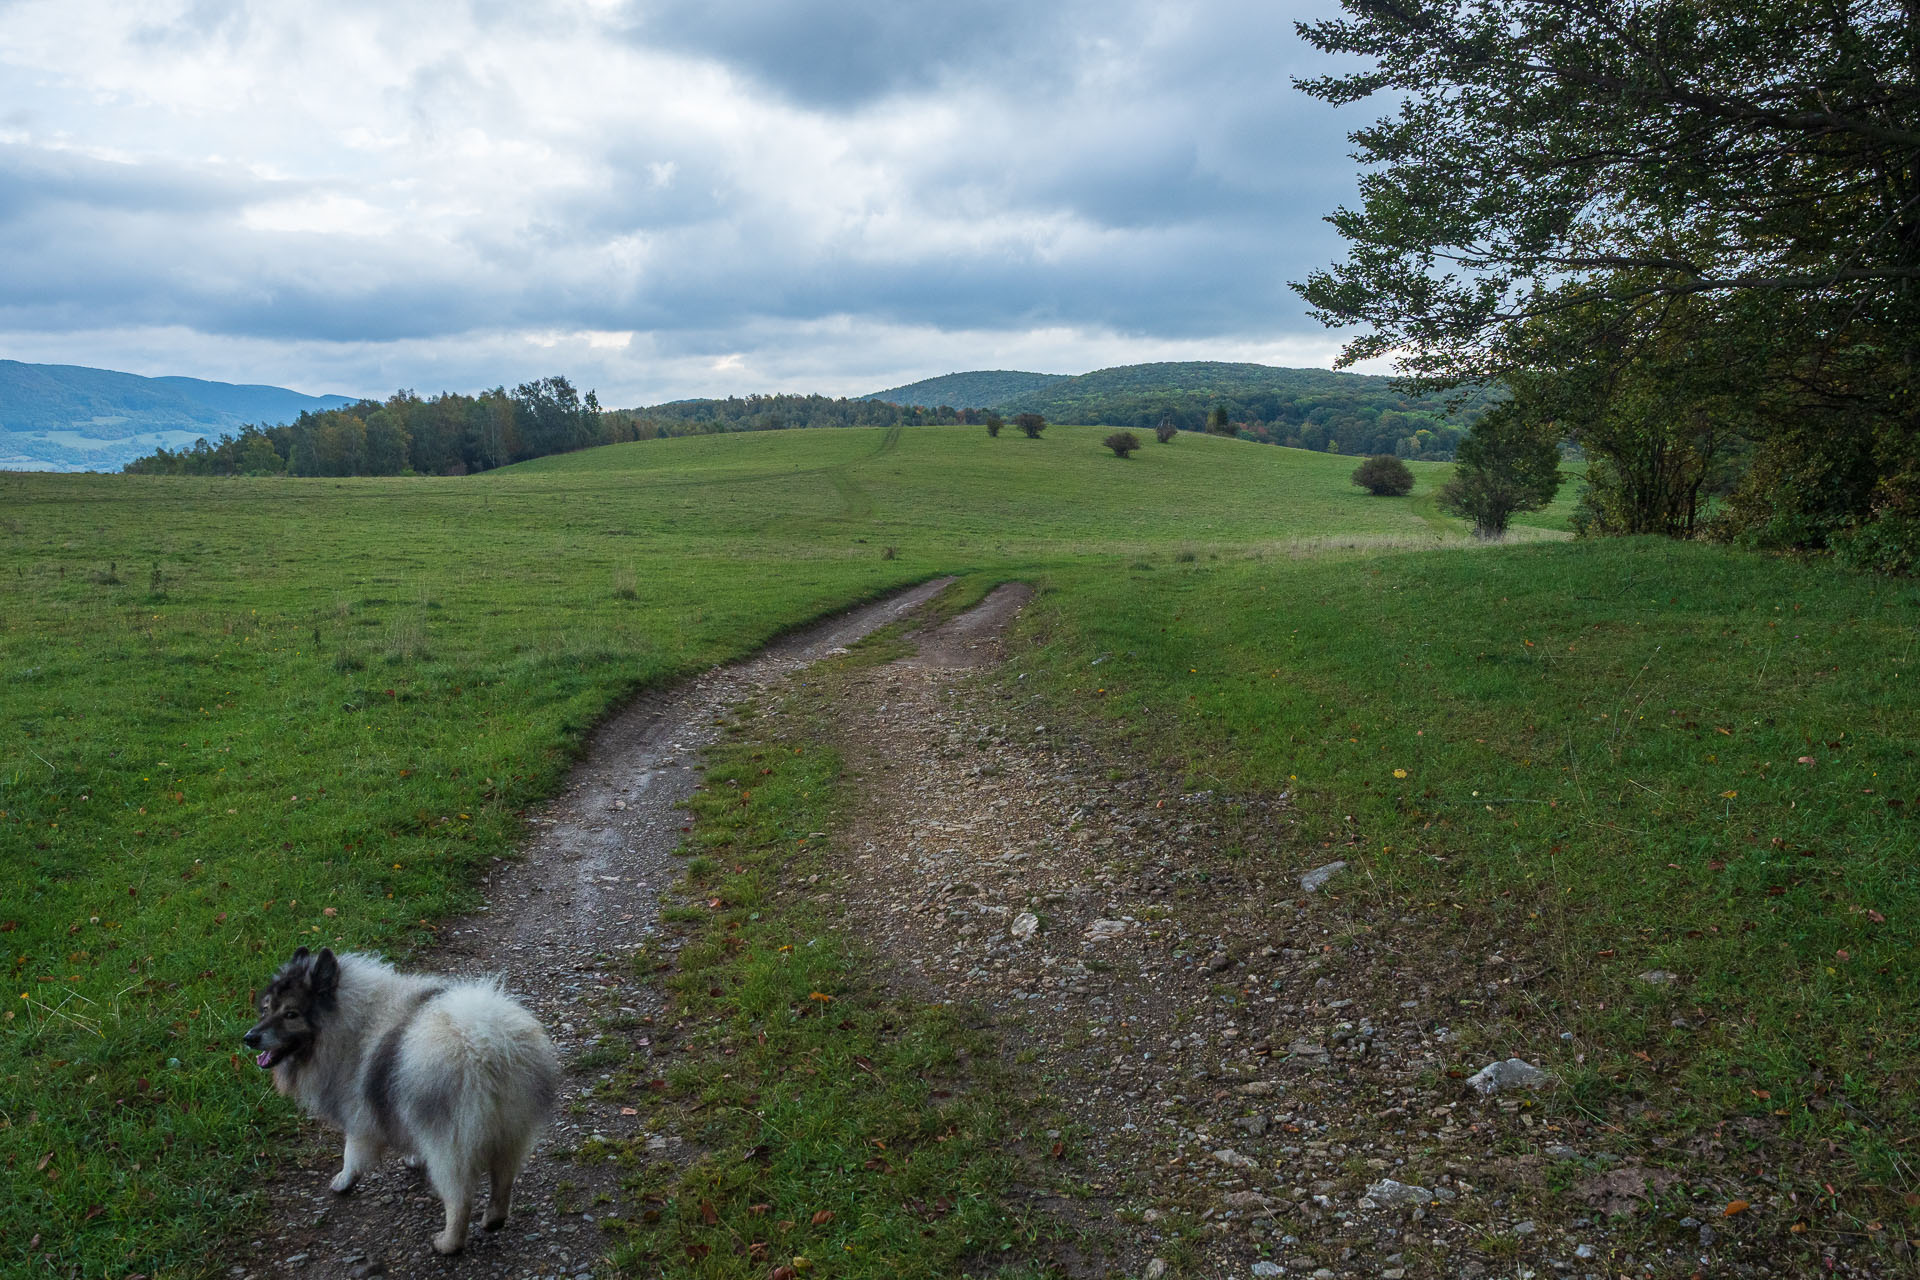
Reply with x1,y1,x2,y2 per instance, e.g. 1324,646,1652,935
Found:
231,578,954,1280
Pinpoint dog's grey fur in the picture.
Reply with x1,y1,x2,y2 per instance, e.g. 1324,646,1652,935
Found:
244,947,560,1254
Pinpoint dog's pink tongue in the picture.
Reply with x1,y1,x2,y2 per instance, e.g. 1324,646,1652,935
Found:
255,1050,273,1069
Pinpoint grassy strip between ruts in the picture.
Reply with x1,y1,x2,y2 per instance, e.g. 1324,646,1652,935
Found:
578,686,1048,1280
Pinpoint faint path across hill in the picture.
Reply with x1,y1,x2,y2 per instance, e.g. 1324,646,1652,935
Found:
232,577,953,1280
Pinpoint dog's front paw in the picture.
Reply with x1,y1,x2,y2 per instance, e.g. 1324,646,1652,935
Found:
432,1231,465,1256
482,1212,508,1232
329,1170,359,1194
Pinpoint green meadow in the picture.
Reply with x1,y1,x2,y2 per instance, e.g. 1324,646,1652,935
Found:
1013,542,1920,1206
3,422,1910,1275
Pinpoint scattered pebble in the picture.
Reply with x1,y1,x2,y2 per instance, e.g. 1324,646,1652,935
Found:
1466,1057,1553,1095
1299,861,1347,893
1363,1179,1435,1208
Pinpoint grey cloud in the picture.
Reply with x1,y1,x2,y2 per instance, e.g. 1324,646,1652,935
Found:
0,0,1374,378
0,143,250,219
623,0,1090,108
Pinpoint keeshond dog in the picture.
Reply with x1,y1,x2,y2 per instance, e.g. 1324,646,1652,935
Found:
244,946,560,1255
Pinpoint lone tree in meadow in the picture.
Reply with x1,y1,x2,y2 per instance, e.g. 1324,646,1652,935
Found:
1013,412,1047,439
1436,402,1563,539
1351,453,1415,496
985,412,1003,437
1103,431,1143,458
1206,405,1235,436
1156,415,1177,443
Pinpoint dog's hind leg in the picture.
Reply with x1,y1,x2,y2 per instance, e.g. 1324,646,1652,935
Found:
482,1157,516,1231
427,1158,473,1255
329,1132,381,1194
483,1133,537,1232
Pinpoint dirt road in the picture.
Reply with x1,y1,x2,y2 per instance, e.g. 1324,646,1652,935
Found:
234,580,952,1280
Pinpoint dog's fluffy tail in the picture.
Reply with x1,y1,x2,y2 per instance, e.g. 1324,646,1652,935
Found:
406,986,560,1172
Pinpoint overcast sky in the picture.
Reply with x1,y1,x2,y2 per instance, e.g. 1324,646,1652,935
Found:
0,0,1382,406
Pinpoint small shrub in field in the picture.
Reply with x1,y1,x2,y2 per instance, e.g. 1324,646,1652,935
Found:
1207,406,1236,436
882,545,897,560
1351,454,1415,496
985,413,1003,438
1014,412,1047,439
1156,418,1177,444
1103,431,1142,458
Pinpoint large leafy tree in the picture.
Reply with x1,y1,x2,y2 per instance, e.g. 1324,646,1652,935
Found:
1293,0,1918,556
1295,0,1918,376
513,375,601,461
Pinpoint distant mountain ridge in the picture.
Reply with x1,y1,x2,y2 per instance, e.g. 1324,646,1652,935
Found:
0,360,355,471
858,369,1067,408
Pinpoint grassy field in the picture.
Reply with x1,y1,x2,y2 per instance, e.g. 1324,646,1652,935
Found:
4,420,1905,1274
1,425,1506,1276
1009,539,1920,1225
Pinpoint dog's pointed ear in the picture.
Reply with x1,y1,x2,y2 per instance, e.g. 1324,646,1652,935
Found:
311,948,339,994
292,945,311,962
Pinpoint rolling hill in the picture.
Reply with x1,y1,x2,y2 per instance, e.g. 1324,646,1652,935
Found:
862,360,1499,457
0,360,355,472
857,368,1068,408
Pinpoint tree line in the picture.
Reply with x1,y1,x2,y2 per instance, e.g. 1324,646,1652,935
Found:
972,362,1505,459
122,377,599,477
1298,0,1918,568
979,391,1479,458
120,385,1005,477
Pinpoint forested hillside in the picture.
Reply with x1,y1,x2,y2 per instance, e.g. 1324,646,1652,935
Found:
995,361,1497,458
862,361,1497,459
858,369,1066,408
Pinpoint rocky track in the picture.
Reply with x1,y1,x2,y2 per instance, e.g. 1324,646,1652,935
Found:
234,580,952,1280
239,578,1868,1280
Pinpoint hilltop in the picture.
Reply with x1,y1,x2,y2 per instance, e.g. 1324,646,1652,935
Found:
0,360,354,472
863,359,1500,458
857,368,1067,407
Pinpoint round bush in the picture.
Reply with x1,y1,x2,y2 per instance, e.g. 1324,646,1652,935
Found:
1352,454,1415,496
